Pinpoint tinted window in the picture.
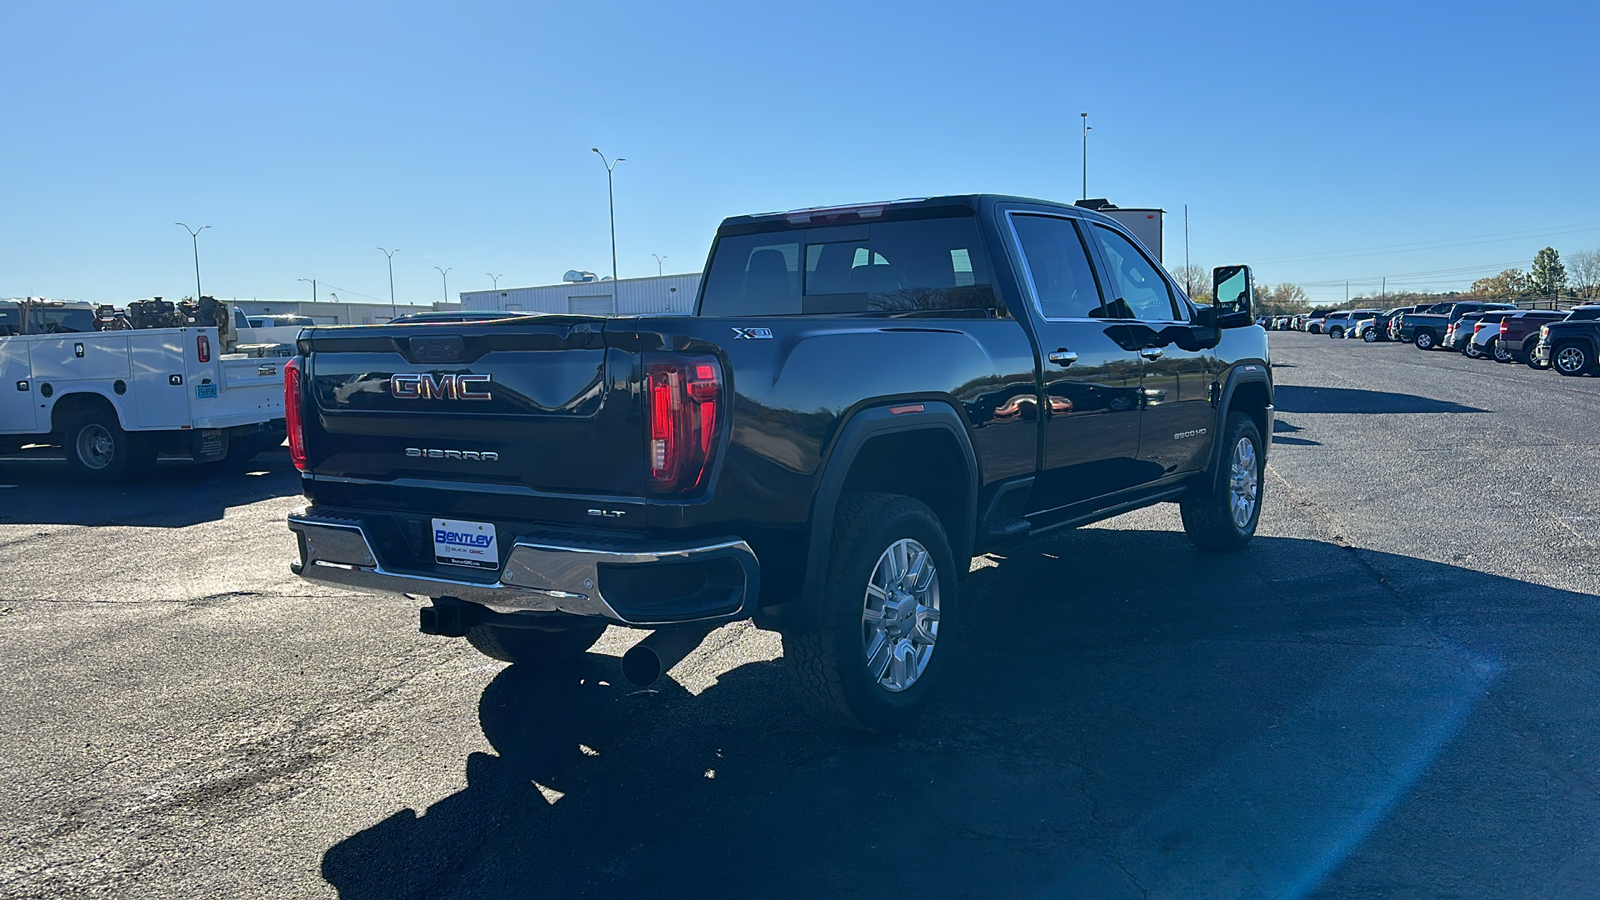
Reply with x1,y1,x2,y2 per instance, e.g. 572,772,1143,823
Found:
1010,215,1106,319
1567,308,1600,321
0,304,19,336
699,216,995,316
1091,225,1180,321
29,306,94,333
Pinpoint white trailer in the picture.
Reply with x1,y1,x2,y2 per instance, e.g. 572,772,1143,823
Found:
1,323,286,480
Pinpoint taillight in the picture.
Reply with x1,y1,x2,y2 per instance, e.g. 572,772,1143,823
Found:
197,334,211,363
1500,321,1509,334
285,357,307,471
645,355,721,495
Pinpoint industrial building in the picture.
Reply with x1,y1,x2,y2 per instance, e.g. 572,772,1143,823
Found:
228,299,455,325
460,273,702,316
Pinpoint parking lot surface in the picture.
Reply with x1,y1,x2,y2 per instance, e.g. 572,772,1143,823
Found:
2,332,1598,899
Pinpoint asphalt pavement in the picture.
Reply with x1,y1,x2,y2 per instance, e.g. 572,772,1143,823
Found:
2,331,1598,899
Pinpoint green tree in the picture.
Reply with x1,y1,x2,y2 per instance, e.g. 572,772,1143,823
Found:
1530,246,1568,298
1469,268,1531,298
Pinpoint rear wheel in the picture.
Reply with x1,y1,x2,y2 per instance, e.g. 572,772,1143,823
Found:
1414,330,1436,351
1526,349,1548,370
1492,339,1513,363
1180,412,1264,552
465,622,606,667
1328,327,1344,339
1362,327,1378,342
63,410,133,481
1463,341,1483,359
783,493,956,732
1553,342,1594,376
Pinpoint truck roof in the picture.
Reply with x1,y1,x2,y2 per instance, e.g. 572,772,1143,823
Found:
717,194,1096,236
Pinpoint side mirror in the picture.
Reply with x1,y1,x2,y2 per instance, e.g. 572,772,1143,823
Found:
1211,264,1255,329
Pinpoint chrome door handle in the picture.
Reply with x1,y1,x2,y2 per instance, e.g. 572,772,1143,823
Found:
1139,347,1165,360
1047,350,1079,367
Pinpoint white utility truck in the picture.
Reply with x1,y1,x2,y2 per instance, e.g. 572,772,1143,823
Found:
1,298,287,480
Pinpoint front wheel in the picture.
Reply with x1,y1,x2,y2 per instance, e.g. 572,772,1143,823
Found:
783,493,956,732
465,622,606,667
1180,412,1265,552
1554,342,1594,376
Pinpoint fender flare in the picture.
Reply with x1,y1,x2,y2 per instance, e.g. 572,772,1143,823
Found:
756,401,979,634
1202,365,1273,497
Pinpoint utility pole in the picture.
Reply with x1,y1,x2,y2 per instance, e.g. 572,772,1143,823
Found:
1381,277,1386,302
297,278,317,303
1183,205,1191,296
434,266,452,305
175,222,210,300
1345,281,1349,305
1080,112,1091,200
378,247,398,318
652,253,667,276
592,148,625,302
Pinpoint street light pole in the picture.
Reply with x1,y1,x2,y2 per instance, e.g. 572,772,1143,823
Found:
297,278,317,303
175,222,210,300
487,272,503,290
378,247,398,318
591,148,625,301
434,266,452,305
652,253,666,276
1080,112,1091,201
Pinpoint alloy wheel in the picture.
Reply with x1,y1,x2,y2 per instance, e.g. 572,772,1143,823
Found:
1228,436,1259,530
861,538,940,693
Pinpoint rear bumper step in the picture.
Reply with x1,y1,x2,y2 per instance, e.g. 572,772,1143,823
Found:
288,510,759,627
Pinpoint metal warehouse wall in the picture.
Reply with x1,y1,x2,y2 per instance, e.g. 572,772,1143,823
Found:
461,273,702,316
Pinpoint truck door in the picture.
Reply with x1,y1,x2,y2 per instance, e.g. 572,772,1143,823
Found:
0,337,39,434
1085,223,1215,477
1006,211,1147,513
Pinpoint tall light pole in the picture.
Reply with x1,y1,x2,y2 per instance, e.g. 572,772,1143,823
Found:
175,222,210,300
591,148,624,300
378,247,398,318
297,277,317,303
434,266,452,305
487,272,503,290
1080,112,1091,201
652,253,667,276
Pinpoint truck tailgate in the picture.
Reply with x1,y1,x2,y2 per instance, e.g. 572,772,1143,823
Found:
301,319,644,498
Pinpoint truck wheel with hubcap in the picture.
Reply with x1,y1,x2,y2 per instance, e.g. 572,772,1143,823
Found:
1362,327,1378,342
1553,342,1594,376
1492,339,1513,363
465,622,606,667
1179,411,1264,552
63,410,134,481
1414,330,1436,351
1328,326,1344,339
783,492,956,732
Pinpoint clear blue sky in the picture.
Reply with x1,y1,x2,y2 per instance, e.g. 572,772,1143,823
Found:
4,0,1597,307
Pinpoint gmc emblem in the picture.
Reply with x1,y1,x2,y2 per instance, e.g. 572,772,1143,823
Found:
390,373,492,401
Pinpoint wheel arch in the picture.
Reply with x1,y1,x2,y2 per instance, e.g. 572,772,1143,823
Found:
48,390,127,436
1202,367,1272,498
753,401,978,634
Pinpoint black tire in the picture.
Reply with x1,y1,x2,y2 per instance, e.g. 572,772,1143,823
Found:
62,410,134,481
1414,330,1436,351
465,622,606,667
1526,349,1547,370
782,493,957,732
1328,327,1344,339
1462,341,1482,358
1492,339,1513,363
1553,342,1594,377
1362,327,1378,343
1180,412,1264,553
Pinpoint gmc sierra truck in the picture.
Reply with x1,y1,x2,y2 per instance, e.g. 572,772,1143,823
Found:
284,194,1272,731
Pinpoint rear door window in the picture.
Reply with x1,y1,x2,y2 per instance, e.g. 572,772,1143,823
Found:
1009,214,1107,319
699,215,996,316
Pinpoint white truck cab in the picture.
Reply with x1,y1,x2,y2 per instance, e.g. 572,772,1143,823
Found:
1,298,286,480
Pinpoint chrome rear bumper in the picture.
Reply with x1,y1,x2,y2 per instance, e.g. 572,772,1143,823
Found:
287,510,759,627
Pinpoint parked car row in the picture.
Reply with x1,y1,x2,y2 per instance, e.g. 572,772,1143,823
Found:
1266,302,1600,376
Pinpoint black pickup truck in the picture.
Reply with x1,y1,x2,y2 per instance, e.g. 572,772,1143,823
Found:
284,194,1272,730
1534,305,1600,375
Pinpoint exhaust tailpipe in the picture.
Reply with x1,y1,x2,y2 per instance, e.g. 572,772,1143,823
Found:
622,625,715,687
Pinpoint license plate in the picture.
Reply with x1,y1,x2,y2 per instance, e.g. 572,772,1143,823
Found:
432,518,499,569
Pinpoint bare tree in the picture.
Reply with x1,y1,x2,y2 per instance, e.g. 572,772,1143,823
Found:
1171,263,1210,301
1567,249,1600,301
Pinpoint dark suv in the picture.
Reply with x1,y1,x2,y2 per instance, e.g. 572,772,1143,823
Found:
1535,305,1600,375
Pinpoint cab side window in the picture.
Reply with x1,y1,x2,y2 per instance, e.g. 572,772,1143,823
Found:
1091,224,1180,322
1010,214,1105,319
